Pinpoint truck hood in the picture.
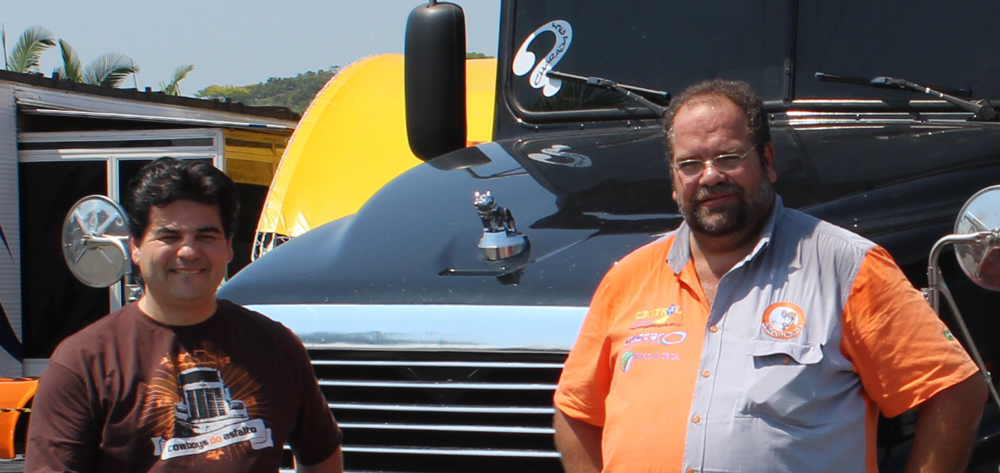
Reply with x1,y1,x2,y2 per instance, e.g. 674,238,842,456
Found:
220,119,1000,307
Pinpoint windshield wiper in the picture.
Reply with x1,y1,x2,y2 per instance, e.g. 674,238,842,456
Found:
547,70,670,117
815,72,997,121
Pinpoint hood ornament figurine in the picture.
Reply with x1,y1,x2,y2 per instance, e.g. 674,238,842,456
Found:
474,191,529,261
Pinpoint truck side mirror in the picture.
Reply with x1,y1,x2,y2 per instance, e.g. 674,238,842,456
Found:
61,195,131,288
953,185,1000,290
925,185,1000,407
405,1,467,161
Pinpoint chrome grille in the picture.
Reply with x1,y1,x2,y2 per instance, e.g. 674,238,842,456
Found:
310,350,566,472
186,387,226,419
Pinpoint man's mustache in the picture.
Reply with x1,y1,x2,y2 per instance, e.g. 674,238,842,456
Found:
695,183,744,202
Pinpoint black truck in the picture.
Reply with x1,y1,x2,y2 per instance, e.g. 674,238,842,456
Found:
219,1,1000,471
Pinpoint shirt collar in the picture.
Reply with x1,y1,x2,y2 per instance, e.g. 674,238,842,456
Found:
666,195,785,274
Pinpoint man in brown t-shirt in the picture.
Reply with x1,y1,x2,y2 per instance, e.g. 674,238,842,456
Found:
26,158,343,472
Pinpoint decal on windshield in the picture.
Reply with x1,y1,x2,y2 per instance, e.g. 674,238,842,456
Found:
512,20,573,97
526,145,591,168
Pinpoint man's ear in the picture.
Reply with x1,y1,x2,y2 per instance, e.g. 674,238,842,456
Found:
129,237,141,265
762,142,777,183
226,237,234,263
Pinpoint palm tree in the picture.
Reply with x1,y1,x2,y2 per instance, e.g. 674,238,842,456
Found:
160,65,194,96
7,26,56,73
54,39,82,81
54,39,139,87
81,52,139,87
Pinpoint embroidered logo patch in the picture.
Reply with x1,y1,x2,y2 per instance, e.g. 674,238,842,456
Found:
761,303,806,340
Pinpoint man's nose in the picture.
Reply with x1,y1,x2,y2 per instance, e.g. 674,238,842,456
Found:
176,239,200,258
698,161,727,186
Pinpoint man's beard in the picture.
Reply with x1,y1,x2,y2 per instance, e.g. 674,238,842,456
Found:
678,178,774,237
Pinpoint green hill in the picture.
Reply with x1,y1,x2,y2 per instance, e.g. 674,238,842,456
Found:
195,67,340,115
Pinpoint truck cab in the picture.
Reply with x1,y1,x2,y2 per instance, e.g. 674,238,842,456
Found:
219,1,1000,471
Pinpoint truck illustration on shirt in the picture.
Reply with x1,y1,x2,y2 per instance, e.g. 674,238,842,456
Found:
173,367,249,436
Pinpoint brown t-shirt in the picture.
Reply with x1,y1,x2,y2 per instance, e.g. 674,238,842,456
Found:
26,300,341,472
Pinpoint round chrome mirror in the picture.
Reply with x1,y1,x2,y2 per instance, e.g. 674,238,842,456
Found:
954,185,1000,291
62,195,131,288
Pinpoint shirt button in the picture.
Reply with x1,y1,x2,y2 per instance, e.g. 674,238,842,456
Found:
701,370,710,378
692,415,701,424
782,357,791,365
709,326,718,333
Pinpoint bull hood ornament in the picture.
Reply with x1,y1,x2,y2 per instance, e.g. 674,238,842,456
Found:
474,191,529,261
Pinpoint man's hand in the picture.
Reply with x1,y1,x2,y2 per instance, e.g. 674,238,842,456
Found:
905,374,988,473
553,409,603,473
297,447,343,473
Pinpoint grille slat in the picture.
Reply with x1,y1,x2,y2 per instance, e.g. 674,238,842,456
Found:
329,402,556,415
314,360,565,369
342,446,562,458
339,422,556,434
319,380,557,390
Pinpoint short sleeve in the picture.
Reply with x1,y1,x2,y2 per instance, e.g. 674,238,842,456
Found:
24,360,99,473
553,265,619,427
841,246,979,418
285,332,342,466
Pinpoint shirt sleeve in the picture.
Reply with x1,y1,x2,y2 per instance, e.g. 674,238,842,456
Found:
24,360,98,473
553,264,619,427
285,333,343,466
840,246,979,418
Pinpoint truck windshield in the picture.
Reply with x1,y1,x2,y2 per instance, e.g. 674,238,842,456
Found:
509,0,1000,115
510,0,790,113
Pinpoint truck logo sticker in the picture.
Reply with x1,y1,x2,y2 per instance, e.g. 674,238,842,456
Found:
526,144,591,167
145,341,274,461
512,20,573,97
761,302,806,340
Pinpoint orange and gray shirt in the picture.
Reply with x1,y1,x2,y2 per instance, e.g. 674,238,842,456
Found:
554,197,977,473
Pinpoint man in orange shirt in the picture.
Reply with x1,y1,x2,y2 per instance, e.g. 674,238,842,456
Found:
553,79,988,473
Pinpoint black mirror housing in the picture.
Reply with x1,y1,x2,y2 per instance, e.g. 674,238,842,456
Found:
405,1,468,161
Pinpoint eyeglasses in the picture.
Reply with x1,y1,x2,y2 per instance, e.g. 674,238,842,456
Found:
672,147,756,178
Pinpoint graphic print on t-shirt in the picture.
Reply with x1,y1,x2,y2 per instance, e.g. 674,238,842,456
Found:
142,341,274,461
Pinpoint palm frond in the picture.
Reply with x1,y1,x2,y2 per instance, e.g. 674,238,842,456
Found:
55,38,82,81
82,52,139,87
7,26,56,73
161,64,194,95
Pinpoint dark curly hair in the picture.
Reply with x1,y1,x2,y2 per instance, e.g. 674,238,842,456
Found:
662,79,770,161
125,157,239,240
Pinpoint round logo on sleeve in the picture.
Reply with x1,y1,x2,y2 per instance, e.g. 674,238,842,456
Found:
761,303,806,340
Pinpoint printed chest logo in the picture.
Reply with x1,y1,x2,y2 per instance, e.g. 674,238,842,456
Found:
143,341,273,461
761,302,806,340
620,349,681,372
623,331,687,347
629,304,683,330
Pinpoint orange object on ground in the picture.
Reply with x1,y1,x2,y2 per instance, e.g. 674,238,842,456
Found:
0,378,37,459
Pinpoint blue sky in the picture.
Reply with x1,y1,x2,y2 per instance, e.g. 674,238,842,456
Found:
2,0,500,95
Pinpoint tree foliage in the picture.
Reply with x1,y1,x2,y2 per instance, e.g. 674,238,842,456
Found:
160,64,195,96
195,68,340,114
7,25,56,73
81,52,140,87
55,39,83,81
